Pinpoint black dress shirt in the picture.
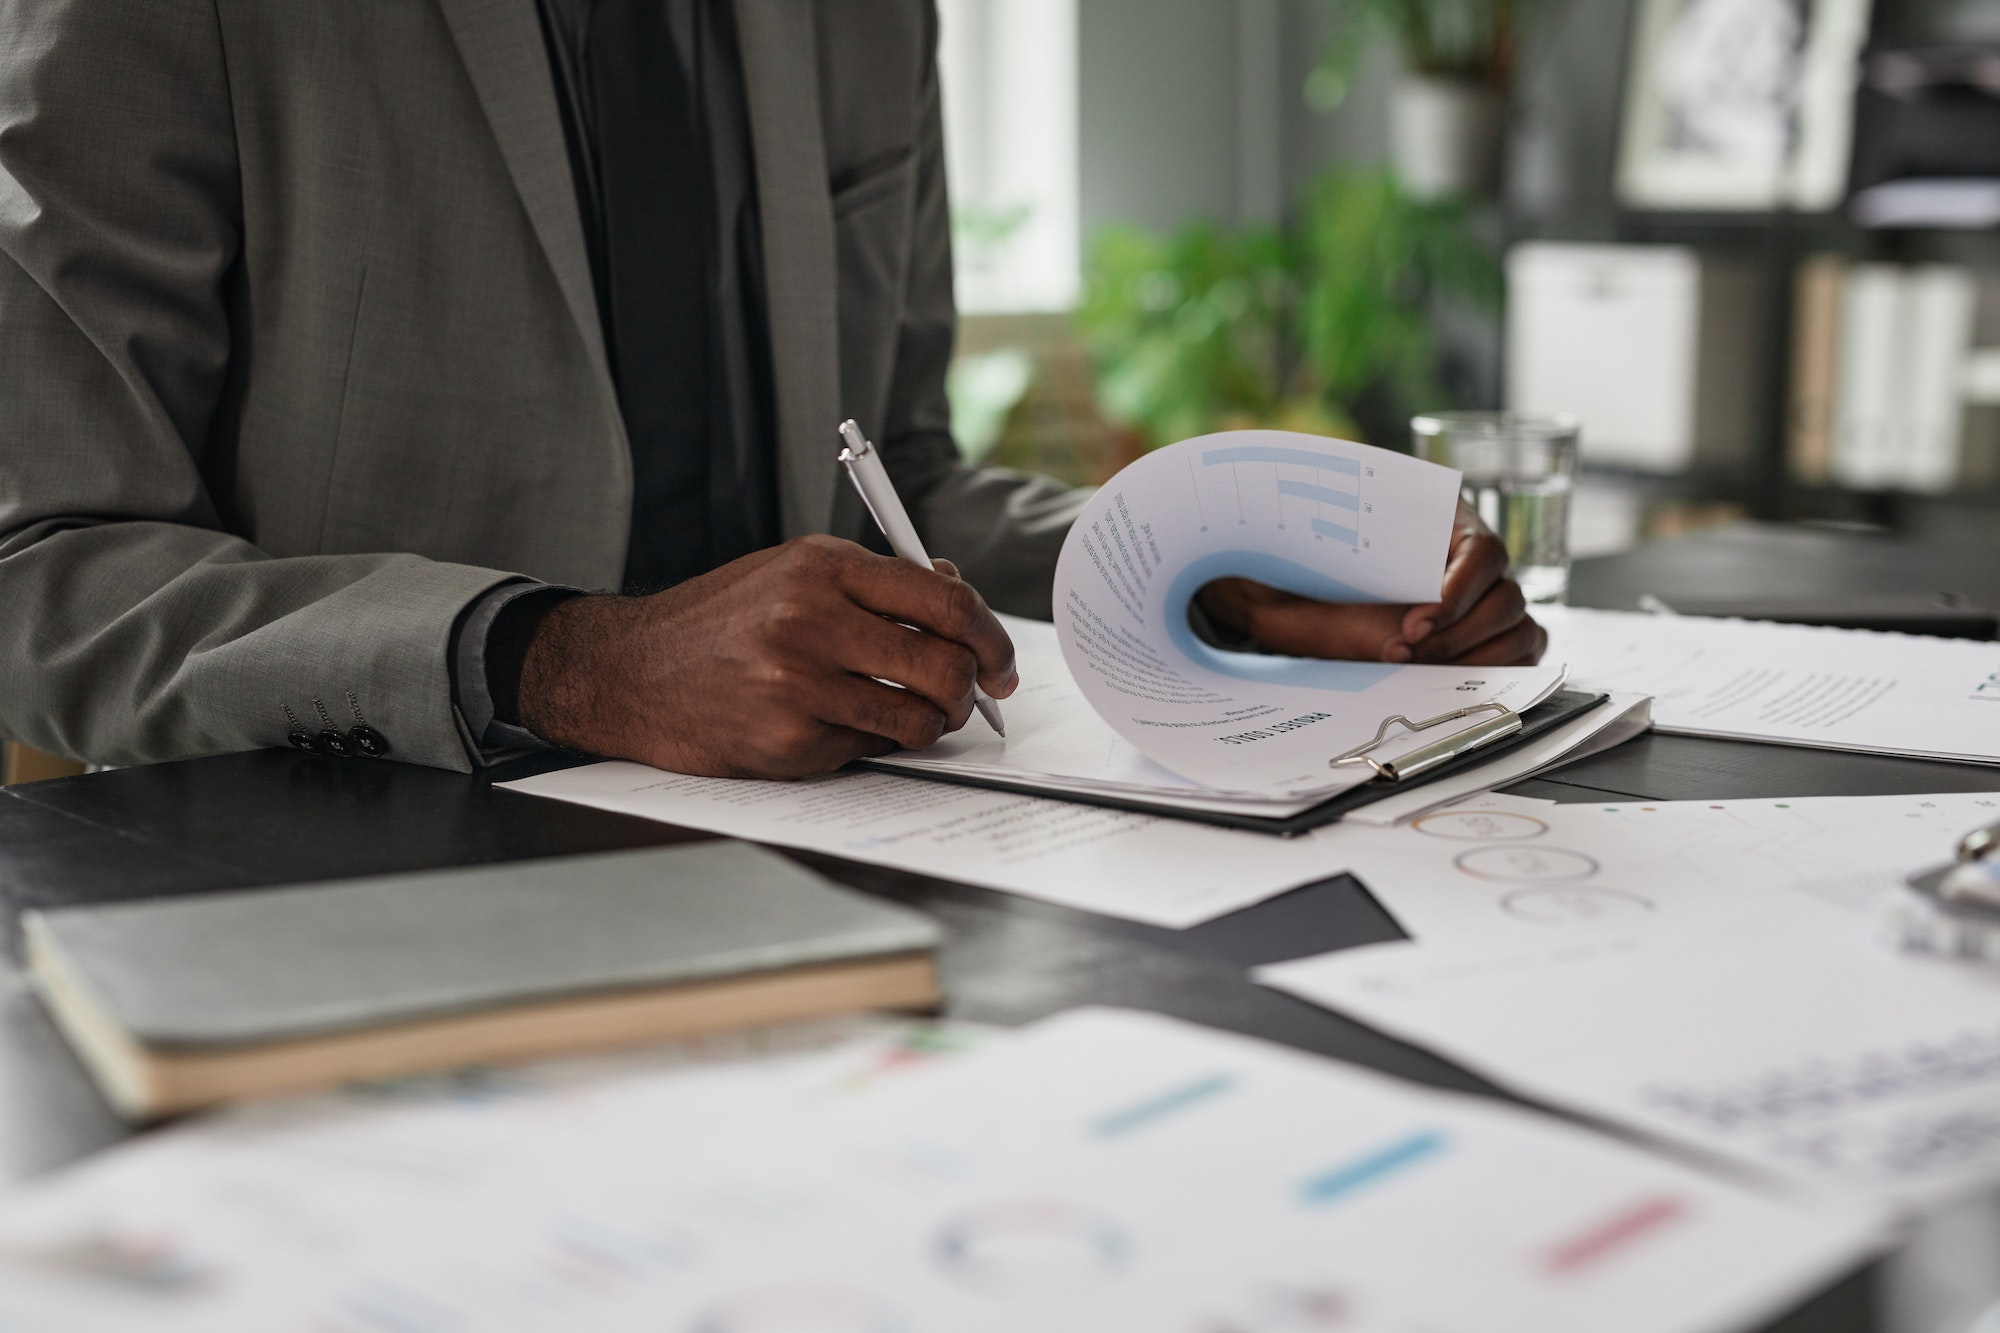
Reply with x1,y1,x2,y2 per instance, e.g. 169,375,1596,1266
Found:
538,0,780,588
453,0,781,755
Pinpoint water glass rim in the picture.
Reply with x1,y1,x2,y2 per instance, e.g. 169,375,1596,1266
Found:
1411,411,1579,441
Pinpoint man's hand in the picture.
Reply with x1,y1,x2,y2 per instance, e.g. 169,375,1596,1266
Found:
1196,501,1546,666
516,535,1019,778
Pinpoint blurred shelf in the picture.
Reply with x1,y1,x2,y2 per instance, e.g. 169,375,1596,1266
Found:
1853,178,2000,230
1785,481,2000,504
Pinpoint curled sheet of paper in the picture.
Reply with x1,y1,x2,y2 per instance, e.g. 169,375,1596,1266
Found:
1053,431,1567,797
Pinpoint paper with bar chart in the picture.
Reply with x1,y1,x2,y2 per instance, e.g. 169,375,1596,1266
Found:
0,1009,1881,1332
1045,431,1566,798
1261,893,2000,1210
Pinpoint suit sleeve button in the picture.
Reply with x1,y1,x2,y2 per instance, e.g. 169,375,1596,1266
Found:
350,725,391,758
288,730,320,754
318,729,354,758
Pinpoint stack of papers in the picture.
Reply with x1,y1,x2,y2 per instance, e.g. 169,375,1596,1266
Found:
0,1009,1883,1332
871,616,1645,824
1541,605,2000,764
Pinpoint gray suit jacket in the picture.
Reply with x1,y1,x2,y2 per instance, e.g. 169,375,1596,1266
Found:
0,0,1081,772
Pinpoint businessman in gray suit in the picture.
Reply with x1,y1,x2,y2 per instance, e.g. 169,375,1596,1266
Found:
0,0,1541,779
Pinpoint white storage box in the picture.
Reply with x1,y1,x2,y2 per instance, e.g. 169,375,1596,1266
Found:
1505,242,1763,473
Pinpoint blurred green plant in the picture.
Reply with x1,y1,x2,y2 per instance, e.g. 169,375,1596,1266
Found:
1075,168,1499,452
1074,221,1315,448
1305,0,1546,109
952,200,1034,257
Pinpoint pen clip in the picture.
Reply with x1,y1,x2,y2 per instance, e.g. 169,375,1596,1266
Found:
836,420,891,535
1329,702,1522,783
837,419,873,461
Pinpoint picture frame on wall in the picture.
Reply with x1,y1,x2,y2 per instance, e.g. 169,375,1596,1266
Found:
1616,0,1873,211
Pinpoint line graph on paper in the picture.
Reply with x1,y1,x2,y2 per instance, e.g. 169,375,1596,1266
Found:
1189,443,1376,550
1336,791,2000,947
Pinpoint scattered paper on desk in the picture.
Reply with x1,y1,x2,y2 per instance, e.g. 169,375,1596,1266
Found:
499,761,1337,928
0,1009,1884,1332
1046,431,1566,798
1261,898,2000,1210
0,1016,970,1330
1315,789,2000,945
1541,605,2000,763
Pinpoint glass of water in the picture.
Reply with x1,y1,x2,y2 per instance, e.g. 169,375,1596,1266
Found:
1410,412,1579,605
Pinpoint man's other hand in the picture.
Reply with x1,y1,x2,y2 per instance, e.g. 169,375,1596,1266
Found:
1196,501,1546,667
515,535,1019,778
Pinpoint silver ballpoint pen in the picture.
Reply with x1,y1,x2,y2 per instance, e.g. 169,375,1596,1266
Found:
836,419,1006,737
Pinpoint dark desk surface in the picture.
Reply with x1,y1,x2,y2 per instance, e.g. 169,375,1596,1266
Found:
5,523,1999,1333
1569,521,2000,614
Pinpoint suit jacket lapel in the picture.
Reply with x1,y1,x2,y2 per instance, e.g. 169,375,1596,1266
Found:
433,0,620,419
735,0,842,537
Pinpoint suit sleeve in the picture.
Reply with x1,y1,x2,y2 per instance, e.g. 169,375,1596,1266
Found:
876,9,1087,622
0,0,516,771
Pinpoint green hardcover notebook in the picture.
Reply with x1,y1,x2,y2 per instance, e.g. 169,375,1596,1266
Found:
25,841,942,1119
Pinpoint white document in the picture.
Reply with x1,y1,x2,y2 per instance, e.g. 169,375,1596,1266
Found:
869,617,1311,819
0,1019,979,1330
1261,900,2000,1210
0,1009,1883,1332
1045,431,1566,800
498,760,1337,928
877,618,1643,823
1315,789,2000,945
1541,605,2000,764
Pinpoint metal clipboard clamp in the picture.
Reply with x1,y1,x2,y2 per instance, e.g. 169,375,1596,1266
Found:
1328,702,1523,783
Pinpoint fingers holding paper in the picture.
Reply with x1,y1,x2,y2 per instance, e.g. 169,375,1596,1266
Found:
1195,579,1411,661
1192,502,1544,667
1401,504,1544,665
1420,595,1548,665
515,535,1018,779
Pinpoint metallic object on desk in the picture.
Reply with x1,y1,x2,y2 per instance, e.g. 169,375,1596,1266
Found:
1940,820,2000,912
1886,818,2000,959
1887,869,2000,962
1941,860,2000,912
1959,819,2000,866
1330,702,1523,783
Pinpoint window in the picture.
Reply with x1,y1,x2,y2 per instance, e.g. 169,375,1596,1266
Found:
937,0,1080,314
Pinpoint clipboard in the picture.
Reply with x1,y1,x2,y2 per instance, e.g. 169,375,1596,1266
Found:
857,690,1609,838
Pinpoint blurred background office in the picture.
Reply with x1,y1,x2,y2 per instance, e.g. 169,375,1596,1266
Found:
939,0,2000,565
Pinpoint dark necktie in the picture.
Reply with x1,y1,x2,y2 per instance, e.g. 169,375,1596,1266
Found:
589,0,714,593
